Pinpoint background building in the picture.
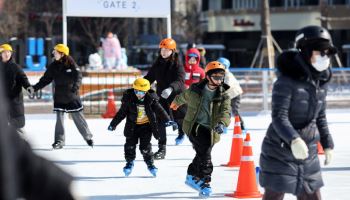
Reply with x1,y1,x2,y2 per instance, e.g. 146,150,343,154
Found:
201,0,350,67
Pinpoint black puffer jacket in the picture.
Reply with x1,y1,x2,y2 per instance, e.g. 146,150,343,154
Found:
0,58,31,119
259,51,334,195
109,89,171,139
33,60,83,112
144,57,185,104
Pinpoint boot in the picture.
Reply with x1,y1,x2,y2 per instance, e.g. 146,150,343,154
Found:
146,161,158,177
185,175,203,191
86,139,94,148
175,134,185,145
199,181,212,198
123,161,134,176
153,145,166,160
52,141,64,149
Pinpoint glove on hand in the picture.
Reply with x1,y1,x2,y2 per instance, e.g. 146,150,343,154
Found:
161,87,173,99
324,148,333,165
165,121,178,131
291,137,309,160
108,125,115,131
170,102,179,110
213,123,225,134
26,86,35,96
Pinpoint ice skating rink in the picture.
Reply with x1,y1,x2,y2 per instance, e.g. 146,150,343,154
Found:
24,109,350,200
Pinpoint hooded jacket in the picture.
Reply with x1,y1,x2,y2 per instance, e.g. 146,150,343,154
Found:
144,54,185,104
109,89,171,139
33,59,83,112
184,48,205,88
172,79,231,144
259,50,334,195
1,57,31,120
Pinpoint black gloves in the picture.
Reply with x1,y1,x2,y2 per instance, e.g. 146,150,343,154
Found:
213,123,225,134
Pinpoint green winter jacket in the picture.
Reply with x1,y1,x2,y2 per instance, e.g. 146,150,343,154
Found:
172,79,231,144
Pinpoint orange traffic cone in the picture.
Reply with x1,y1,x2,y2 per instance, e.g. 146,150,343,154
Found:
225,133,263,199
101,90,117,118
222,115,244,167
317,142,325,155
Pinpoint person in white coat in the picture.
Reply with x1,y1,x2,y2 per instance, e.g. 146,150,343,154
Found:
217,57,245,130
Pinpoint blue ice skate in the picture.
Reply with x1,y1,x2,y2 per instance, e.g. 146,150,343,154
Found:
199,183,212,198
147,164,158,177
123,161,134,176
185,175,203,191
175,134,185,145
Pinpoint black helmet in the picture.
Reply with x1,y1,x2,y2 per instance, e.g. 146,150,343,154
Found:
295,26,337,54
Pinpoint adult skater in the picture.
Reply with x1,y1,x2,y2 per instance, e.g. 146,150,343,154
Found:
0,43,34,134
33,44,93,149
144,38,186,159
259,25,336,200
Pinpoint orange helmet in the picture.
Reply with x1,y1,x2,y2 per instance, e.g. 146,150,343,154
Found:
205,61,226,74
159,38,176,50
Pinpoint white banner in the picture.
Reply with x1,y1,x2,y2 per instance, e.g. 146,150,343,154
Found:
64,0,170,18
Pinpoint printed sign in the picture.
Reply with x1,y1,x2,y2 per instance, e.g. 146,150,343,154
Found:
65,0,170,18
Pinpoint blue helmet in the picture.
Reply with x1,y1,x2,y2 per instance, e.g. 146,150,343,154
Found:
217,57,230,69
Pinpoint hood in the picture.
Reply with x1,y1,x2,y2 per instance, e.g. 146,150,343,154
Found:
276,50,331,84
184,48,200,70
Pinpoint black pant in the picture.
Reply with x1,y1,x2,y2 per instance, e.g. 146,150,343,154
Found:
124,124,153,163
263,188,322,200
157,98,186,145
231,95,245,130
187,123,213,183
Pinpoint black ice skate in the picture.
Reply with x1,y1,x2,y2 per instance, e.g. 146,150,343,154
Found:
153,145,166,160
52,141,64,149
86,139,94,148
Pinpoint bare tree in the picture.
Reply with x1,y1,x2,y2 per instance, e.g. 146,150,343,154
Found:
41,1,61,37
171,0,203,43
0,0,28,41
77,17,129,50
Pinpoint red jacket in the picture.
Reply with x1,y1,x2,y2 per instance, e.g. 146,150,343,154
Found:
184,48,205,88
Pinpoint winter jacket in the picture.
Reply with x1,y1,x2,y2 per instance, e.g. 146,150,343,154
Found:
0,114,74,200
33,59,83,112
224,70,243,99
102,36,121,59
109,89,171,139
172,79,231,144
0,58,31,120
144,56,186,104
259,51,334,195
184,48,205,88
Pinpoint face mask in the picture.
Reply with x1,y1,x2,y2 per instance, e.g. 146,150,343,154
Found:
312,55,330,72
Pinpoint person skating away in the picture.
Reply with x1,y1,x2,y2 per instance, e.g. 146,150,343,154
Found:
144,38,186,159
259,25,335,200
170,61,231,198
217,57,245,131
33,44,93,149
0,44,34,135
107,78,177,177
184,48,205,89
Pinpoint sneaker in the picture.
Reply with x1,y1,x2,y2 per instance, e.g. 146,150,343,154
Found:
123,161,134,176
175,134,185,145
86,139,94,148
52,141,64,149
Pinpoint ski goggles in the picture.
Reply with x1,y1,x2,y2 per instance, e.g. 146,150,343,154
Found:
134,90,146,95
210,75,225,81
